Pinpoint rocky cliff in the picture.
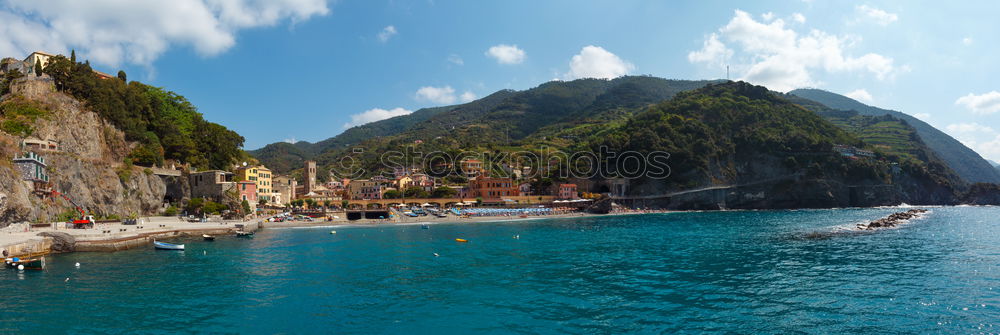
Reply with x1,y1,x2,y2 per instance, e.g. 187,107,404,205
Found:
0,78,169,226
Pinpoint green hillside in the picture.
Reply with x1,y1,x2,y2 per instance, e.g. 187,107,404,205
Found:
252,76,721,174
789,88,1000,184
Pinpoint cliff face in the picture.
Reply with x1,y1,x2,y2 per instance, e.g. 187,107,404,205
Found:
0,78,168,225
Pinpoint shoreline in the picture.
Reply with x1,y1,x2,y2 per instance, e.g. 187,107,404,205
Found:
0,204,959,259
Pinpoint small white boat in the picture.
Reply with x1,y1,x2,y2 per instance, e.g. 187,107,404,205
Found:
153,241,185,250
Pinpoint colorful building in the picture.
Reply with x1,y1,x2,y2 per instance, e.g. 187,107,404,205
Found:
558,184,578,199
13,151,49,194
237,181,258,211
236,165,273,202
460,159,483,177
348,179,383,200
469,177,518,200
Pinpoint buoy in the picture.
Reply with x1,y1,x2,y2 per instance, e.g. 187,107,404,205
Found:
203,250,207,255
433,253,439,257
17,264,24,270
65,277,70,282
513,235,520,239
330,230,337,234
75,262,80,267
455,238,468,243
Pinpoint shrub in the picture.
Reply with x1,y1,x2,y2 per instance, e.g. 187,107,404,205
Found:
163,206,179,216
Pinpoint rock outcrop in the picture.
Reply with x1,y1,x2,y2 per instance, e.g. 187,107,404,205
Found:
856,209,928,230
0,77,172,226
37,231,76,252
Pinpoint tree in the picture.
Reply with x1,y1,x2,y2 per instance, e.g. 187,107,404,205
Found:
383,189,402,199
70,50,76,63
476,197,483,206
258,198,267,207
241,200,252,216
341,200,349,209
34,59,42,77
305,198,317,209
431,186,457,198
117,70,127,82
404,186,429,198
185,198,205,215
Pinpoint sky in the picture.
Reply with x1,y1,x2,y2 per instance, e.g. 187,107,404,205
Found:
2,0,1000,162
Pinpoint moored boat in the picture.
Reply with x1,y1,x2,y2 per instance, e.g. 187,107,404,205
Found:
4,256,45,270
203,234,215,241
153,241,185,250
236,231,254,238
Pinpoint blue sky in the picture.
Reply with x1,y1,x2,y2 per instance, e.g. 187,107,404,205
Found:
2,1,1000,161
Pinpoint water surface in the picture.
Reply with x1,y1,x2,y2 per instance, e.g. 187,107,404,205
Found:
2,207,999,333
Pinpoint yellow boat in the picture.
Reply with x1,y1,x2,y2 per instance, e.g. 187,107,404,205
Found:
455,238,468,243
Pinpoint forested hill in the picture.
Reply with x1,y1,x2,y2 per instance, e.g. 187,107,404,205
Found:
33,54,246,170
251,76,722,174
788,89,1000,184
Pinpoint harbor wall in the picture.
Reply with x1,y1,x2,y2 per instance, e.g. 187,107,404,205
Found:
2,237,53,257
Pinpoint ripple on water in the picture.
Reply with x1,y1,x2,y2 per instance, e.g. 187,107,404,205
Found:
2,207,1000,333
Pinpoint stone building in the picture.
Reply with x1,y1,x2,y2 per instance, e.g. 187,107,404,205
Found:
304,160,317,195
272,175,297,205
189,170,235,202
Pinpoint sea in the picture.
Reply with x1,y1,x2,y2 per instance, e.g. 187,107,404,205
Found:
2,206,999,334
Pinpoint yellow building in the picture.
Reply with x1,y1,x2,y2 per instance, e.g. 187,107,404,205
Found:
24,51,55,70
236,165,274,202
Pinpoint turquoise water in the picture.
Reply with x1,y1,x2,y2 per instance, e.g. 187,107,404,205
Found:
2,207,1000,334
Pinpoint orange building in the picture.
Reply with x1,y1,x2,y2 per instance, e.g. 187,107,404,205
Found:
470,177,517,200
558,184,578,199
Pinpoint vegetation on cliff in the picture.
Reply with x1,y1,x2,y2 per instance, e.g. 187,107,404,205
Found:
40,54,244,170
789,88,1000,184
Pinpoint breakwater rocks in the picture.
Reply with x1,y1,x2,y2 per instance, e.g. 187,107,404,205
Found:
857,209,928,230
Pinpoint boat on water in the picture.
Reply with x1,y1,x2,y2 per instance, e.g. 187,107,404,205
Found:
455,238,468,243
4,256,45,270
202,234,215,241
153,241,185,250
421,224,429,229
236,231,254,238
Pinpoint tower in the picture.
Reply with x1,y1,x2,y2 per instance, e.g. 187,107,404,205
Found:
305,160,316,194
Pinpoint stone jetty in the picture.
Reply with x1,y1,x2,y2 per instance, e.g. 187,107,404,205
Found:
857,209,928,230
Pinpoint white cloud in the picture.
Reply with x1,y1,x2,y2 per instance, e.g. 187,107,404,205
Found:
0,0,330,67
963,37,973,46
947,123,995,134
688,10,899,92
761,12,775,21
377,25,397,43
845,89,873,103
284,137,298,144
447,54,463,66
971,135,1000,162
485,44,525,64
687,33,732,67
792,13,806,23
856,5,898,26
912,113,931,121
564,45,635,80
415,86,458,104
343,107,413,128
956,91,1000,115
460,91,476,103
